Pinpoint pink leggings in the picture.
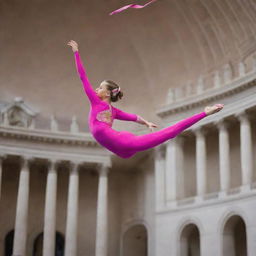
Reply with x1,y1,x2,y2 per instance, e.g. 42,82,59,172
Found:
95,111,207,158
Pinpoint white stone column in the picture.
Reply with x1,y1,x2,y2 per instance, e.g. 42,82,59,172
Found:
43,160,58,256
215,120,230,196
165,137,185,205
236,111,253,191
154,146,166,211
0,155,6,200
95,164,109,256
194,128,207,200
13,157,31,256
64,162,80,256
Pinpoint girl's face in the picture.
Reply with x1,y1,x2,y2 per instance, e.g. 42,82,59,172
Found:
95,82,110,99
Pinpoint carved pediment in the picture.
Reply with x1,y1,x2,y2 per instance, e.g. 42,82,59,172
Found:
7,106,29,127
1,97,37,128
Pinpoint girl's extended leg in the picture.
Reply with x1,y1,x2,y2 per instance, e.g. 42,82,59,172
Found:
129,111,207,152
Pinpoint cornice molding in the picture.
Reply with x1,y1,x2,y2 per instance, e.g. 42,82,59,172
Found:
0,145,112,167
0,125,99,147
178,93,256,132
157,71,256,117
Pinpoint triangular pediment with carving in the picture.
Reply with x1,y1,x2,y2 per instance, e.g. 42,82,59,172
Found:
0,97,38,128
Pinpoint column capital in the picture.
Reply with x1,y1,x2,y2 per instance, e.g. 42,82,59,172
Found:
154,145,165,160
96,163,109,176
177,135,186,146
192,126,207,137
166,136,185,150
235,110,249,122
20,155,34,161
69,161,81,173
46,159,61,171
0,154,7,161
20,156,34,169
214,119,230,130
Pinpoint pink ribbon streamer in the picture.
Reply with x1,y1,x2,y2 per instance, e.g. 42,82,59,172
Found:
109,0,158,15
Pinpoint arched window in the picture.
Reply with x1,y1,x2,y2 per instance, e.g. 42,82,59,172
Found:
4,230,14,256
222,215,247,256
33,233,43,256
55,232,65,256
122,224,147,256
33,232,65,256
180,224,200,256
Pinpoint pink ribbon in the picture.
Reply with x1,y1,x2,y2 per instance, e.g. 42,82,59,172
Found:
112,87,121,93
109,0,158,15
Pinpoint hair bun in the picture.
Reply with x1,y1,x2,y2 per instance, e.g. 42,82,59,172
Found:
103,80,123,102
118,91,123,100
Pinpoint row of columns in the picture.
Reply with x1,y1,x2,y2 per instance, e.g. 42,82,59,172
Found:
0,157,109,256
155,110,254,206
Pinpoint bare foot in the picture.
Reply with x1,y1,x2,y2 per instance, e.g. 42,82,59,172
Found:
205,104,224,116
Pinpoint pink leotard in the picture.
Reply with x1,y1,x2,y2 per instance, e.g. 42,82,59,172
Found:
74,51,207,158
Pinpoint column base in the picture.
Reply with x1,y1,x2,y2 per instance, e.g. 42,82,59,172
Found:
156,205,166,212
166,200,177,208
240,184,251,193
195,195,204,203
218,190,228,198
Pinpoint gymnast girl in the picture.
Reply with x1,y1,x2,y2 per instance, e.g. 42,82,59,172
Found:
67,40,224,159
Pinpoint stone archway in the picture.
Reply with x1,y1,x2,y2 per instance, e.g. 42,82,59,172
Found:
4,230,14,256
180,224,200,256
33,231,65,256
122,224,147,256
222,215,247,256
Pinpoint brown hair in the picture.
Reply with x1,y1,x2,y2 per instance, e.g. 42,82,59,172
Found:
103,80,123,102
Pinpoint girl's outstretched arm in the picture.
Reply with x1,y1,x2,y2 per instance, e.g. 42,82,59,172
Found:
68,40,100,105
113,106,138,122
113,106,158,131
74,51,101,104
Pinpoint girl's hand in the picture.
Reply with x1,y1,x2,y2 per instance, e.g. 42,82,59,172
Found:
204,104,224,116
67,40,79,52
136,116,158,131
146,122,158,132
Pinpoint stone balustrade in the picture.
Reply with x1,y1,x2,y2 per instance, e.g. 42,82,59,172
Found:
165,55,256,104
